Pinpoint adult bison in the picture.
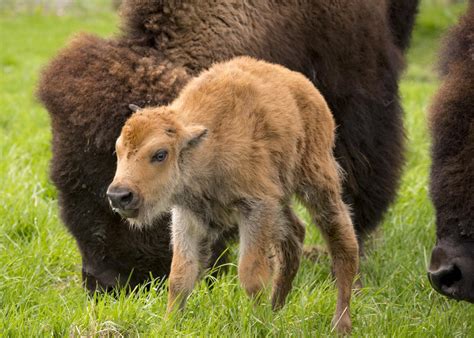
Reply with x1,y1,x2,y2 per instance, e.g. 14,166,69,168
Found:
427,3,474,303
38,0,419,292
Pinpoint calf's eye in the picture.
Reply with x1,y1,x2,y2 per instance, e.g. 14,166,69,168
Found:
151,149,168,163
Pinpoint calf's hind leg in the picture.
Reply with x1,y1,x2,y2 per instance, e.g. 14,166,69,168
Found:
238,202,274,300
271,205,305,310
297,156,359,334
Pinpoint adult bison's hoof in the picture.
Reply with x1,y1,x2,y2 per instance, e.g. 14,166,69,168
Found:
428,245,474,303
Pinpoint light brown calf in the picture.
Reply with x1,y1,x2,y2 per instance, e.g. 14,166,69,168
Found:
108,57,359,333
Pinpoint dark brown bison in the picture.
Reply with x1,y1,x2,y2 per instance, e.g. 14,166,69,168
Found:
38,0,419,292
427,3,474,303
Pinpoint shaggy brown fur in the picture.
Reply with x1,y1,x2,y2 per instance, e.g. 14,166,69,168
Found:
427,3,474,303
109,57,358,333
37,0,419,291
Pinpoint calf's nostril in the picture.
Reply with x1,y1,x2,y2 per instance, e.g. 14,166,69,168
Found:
120,191,133,205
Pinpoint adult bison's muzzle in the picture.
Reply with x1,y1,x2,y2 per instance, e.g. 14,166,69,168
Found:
428,242,474,303
82,265,121,294
107,185,141,219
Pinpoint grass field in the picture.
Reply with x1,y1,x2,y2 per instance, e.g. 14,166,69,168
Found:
1,1,473,336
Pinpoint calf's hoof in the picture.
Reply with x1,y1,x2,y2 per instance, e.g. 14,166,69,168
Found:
332,312,352,335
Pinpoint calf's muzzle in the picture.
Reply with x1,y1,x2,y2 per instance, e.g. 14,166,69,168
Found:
106,185,141,218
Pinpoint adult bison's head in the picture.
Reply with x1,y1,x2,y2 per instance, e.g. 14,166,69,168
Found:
427,2,474,304
427,150,474,303
107,106,207,228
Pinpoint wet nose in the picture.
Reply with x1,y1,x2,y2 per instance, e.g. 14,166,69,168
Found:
107,186,136,210
428,245,463,298
428,264,463,295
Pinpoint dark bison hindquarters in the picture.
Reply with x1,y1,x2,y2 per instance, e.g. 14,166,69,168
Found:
38,0,418,292
428,5,474,303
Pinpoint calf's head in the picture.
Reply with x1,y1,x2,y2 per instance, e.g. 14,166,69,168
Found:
107,107,207,227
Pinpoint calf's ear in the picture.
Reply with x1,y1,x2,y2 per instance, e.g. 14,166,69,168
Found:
182,125,208,151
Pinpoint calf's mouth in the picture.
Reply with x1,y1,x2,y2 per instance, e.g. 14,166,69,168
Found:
113,207,139,219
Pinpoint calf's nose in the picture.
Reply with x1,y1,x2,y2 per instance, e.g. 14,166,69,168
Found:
107,186,136,210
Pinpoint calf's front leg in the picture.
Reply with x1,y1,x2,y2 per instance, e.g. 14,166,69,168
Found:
167,206,209,314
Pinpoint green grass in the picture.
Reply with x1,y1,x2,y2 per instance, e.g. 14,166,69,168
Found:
1,2,473,336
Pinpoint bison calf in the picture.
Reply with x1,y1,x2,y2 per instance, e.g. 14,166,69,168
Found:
108,57,359,333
